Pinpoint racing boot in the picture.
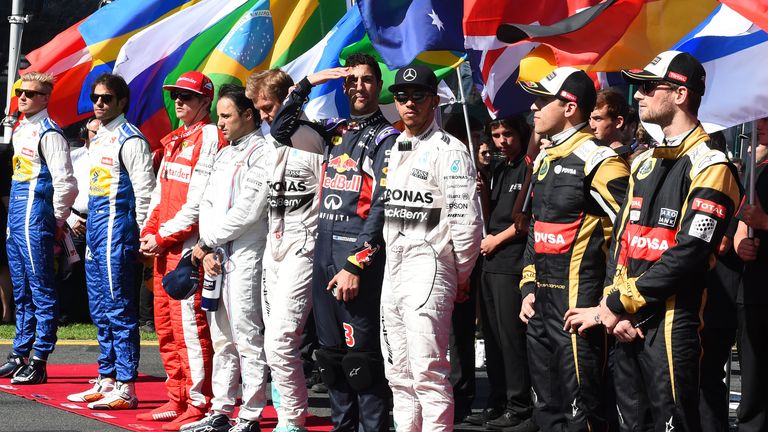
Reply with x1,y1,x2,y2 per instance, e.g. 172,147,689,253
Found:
179,413,231,432
162,404,207,431
229,418,262,432
88,380,138,410
0,352,27,378
10,357,47,384
136,400,186,422
67,376,116,402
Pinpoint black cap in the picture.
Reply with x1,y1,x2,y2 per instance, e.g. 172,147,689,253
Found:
389,64,438,94
161,252,200,301
519,67,597,114
622,50,706,95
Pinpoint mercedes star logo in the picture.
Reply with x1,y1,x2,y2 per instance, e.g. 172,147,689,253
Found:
324,194,343,210
403,68,417,81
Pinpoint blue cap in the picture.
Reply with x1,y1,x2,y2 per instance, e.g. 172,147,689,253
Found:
162,252,200,300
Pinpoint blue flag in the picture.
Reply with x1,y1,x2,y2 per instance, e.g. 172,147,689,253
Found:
358,0,464,69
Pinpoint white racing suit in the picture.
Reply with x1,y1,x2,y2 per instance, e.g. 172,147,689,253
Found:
198,130,270,421
381,122,483,431
262,125,324,427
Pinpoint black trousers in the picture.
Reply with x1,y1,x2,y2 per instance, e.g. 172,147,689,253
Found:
699,326,736,432
737,303,768,432
479,271,532,416
614,306,702,432
450,278,477,419
527,287,609,432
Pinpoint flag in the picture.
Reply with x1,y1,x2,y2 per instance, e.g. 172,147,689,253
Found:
672,4,768,131
12,0,203,127
718,0,768,32
516,0,719,81
113,0,346,145
462,0,602,118
358,0,464,69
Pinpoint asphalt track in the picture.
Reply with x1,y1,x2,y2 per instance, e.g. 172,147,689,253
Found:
0,341,741,431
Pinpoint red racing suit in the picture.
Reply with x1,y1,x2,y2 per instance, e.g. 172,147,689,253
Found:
141,119,227,409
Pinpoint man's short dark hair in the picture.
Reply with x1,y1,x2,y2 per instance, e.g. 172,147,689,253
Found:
218,84,257,117
345,53,382,83
92,73,130,113
488,115,531,146
594,90,629,122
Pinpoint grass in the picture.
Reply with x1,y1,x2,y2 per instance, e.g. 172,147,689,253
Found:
0,323,158,342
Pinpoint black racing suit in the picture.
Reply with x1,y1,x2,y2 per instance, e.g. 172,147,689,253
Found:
520,126,629,431
271,78,398,432
604,125,741,432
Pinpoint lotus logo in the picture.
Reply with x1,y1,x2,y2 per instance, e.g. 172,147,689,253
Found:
324,194,342,210
403,68,417,81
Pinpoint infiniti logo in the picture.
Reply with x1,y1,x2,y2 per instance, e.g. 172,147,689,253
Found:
324,194,343,210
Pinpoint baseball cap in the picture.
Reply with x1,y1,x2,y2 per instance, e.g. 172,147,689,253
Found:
389,64,438,94
163,71,215,99
519,67,597,113
161,252,200,301
622,51,706,95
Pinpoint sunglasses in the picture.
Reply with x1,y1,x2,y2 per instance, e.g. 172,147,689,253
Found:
639,80,675,94
170,91,197,102
90,93,115,104
393,91,431,104
15,89,48,98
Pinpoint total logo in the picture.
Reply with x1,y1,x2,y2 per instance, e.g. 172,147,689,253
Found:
328,153,358,173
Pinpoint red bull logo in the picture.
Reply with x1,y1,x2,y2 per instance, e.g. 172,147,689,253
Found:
354,242,380,266
328,153,358,173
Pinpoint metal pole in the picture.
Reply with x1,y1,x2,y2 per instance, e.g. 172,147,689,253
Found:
748,120,757,238
3,0,28,144
455,64,477,171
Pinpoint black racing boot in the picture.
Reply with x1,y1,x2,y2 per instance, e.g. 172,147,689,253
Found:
11,357,47,385
0,352,27,378
465,407,504,426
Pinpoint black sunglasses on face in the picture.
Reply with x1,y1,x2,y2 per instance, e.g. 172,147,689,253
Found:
170,91,197,102
639,80,674,94
90,93,115,104
393,91,431,104
15,89,48,98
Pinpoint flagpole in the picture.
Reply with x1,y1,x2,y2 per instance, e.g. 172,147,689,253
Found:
2,0,27,144
749,120,757,238
455,63,477,171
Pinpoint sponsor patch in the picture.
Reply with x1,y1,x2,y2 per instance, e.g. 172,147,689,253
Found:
691,198,726,219
533,218,581,255
668,71,688,83
658,208,679,227
620,225,677,262
560,90,577,102
631,197,643,209
629,210,641,222
411,168,428,180
689,214,717,243
328,153,358,173
164,162,193,183
323,174,361,192
553,165,578,175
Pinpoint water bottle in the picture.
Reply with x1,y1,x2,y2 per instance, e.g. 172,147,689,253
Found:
201,272,222,312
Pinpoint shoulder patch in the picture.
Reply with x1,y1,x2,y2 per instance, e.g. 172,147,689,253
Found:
584,146,618,175
440,132,451,144
375,126,399,145
630,148,653,174
572,139,599,162
531,149,548,174
690,148,729,178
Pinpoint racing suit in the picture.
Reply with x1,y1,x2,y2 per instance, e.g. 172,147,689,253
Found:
604,125,741,431
519,125,629,431
381,122,483,431
261,124,324,427
197,129,270,421
86,114,155,382
271,78,398,431
7,109,77,361
141,119,225,410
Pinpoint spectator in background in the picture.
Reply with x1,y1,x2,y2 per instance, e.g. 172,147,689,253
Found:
67,73,155,410
58,117,100,324
470,115,536,431
0,72,78,385
734,116,768,432
589,89,628,150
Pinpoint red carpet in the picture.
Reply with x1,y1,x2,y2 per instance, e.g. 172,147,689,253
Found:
0,364,332,432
